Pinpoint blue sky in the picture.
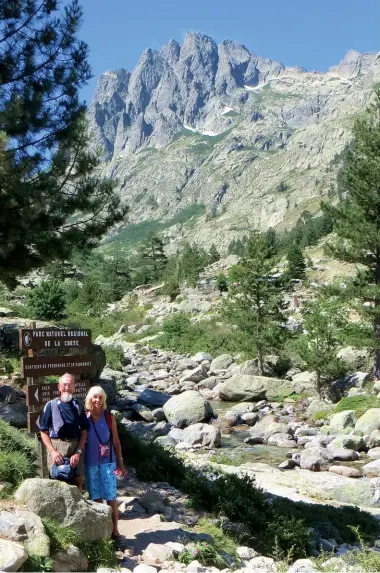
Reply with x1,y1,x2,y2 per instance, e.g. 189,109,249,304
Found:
78,0,380,104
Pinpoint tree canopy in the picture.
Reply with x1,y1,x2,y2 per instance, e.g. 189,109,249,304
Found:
0,0,127,287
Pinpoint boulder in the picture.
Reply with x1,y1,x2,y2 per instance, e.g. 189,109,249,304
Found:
0,401,27,427
15,479,113,541
91,344,106,382
152,408,166,422
52,544,88,572
154,436,176,448
218,375,294,402
328,466,362,479
144,543,174,564
97,372,118,405
299,447,333,471
210,354,234,372
0,509,50,557
0,307,15,317
368,447,380,459
196,376,219,390
354,409,380,435
327,448,359,461
229,402,258,415
239,360,260,376
180,365,208,384
241,412,259,426
291,371,317,394
131,403,154,422
162,391,214,428
337,346,370,370
137,389,170,407
176,358,198,372
182,423,221,449
369,429,380,447
0,539,28,572
306,398,334,419
329,410,356,432
363,459,380,477
192,352,212,363
287,559,319,573
248,415,290,442
267,433,297,448
223,412,239,427
328,435,366,451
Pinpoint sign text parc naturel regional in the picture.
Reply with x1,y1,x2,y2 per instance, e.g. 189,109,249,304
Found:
19,328,91,350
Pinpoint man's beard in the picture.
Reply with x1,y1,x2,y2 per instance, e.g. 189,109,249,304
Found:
61,392,73,403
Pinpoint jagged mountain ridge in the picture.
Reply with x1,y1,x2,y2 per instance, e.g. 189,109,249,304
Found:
89,32,380,253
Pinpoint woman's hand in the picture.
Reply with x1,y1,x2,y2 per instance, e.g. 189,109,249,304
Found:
119,464,128,477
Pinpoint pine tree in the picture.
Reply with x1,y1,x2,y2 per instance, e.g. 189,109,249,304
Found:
287,243,306,280
324,90,380,377
139,233,167,282
0,1,127,287
224,232,286,374
264,228,278,258
295,297,347,397
208,243,221,264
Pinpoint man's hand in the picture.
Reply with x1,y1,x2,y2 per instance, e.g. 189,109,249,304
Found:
70,453,80,468
51,450,64,465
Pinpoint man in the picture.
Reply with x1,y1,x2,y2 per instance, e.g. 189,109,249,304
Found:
40,373,89,491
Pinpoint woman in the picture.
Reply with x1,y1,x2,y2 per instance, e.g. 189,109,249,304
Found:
84,386,127,540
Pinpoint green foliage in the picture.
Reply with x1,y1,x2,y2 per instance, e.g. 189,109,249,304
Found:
287,243,306,280
41,518,80,553
26,280,66,320
80,539,117,571
21,555,53,572
0,1,126,288
105,346,124,371
340,526,380,572
178,542,228,568
324,90,380,375
162,275,181,301
224,232,287,374
195,517,239,556
104,203,205,249
294,296,348,395
0,419,36,461
216,273,228,292
64,308,145,340
156,313,252,357
136,233,167,283
278,211,333,253
0,450,37,486
334,395,380,415
208,243,221,264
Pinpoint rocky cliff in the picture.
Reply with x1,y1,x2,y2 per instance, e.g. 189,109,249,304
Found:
88,33,380,252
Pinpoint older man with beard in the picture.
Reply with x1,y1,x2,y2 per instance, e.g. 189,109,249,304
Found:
40,373,89,491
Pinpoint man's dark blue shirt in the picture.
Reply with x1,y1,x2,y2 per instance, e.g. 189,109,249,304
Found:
39,399,89,439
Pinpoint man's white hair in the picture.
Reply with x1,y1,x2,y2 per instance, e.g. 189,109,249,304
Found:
58,373,75,385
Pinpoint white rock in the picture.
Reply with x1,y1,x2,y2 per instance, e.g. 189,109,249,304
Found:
144,543,174,563
133,565,158,573
236,546,258,559
0,539,28,572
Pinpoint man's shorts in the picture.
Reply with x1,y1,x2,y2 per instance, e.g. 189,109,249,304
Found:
47,439,84,478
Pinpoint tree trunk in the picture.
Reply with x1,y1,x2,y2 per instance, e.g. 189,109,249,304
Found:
257,346,264,375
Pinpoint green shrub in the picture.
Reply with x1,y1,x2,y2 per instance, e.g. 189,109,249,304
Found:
216,273,228,293
334,395,380,416
26,280,66,320
80,539,117,571
0,420,36,461
156,313,253,357
178,541,228,568
105,346,124,371
0,450,37,485
21,555,53,572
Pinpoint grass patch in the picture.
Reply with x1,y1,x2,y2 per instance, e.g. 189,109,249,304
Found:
195,517,239,556
0,450,37,486
63,308,146,340
334,395,380,416
0,419,37,461
209,452,254,467
119,426,379,560
21,555,53,572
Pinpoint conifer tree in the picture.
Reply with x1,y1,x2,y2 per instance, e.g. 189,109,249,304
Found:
224,232,286,374
139,233,167,282
208,243,221,264
287,243,306,280
0,0,127,287
324,90,380,377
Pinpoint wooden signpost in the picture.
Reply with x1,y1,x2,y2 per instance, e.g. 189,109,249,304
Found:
20,323,93,474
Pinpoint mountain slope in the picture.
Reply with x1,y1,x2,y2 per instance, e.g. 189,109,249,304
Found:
88,33,380,253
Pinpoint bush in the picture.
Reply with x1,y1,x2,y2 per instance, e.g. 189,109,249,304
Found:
26,280,66,320
156,313,253,357
216,273,228,293
0,419,37,461
178,541,228,568
105,346,124,371
0,450,37,486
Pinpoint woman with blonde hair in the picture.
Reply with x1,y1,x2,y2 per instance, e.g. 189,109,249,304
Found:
84,386,127,540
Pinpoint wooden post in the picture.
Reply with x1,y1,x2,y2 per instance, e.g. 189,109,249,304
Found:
27,321,48,478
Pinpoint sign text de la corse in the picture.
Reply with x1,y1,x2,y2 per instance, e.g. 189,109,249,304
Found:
19,329,91,350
